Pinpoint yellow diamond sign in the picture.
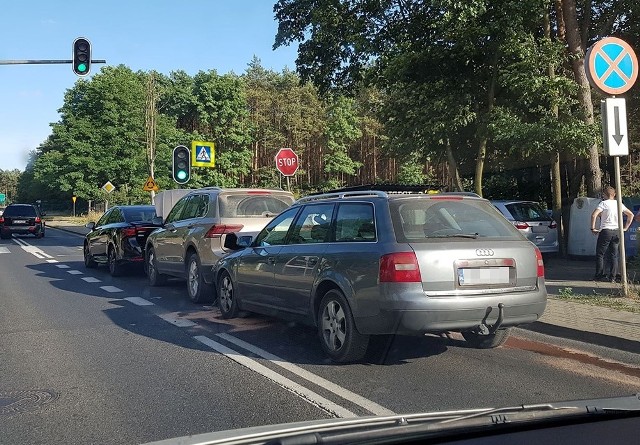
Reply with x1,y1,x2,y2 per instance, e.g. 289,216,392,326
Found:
102,181,115,193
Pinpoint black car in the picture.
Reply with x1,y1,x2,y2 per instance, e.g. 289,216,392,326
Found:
0,203,46,239
83,205,161,276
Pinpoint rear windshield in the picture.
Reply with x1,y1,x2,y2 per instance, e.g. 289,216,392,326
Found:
3,205,37,217
219,194,294,218
392,198,524,242
122,207,157,223
505,202,552,222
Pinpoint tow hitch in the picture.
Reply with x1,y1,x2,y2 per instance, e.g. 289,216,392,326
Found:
475,303,505,335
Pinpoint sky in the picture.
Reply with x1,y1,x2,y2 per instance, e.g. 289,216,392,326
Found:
0,0,299,172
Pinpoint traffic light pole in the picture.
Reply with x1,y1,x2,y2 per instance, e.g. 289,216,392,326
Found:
0,59,106,65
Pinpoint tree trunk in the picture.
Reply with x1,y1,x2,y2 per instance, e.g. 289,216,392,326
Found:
446,139,464,192
562,0,602,197
474,50,499,197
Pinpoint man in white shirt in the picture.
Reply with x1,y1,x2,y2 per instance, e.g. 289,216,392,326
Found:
590,186,634,281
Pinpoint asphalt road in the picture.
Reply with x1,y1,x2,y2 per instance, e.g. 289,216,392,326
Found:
1,228,639,444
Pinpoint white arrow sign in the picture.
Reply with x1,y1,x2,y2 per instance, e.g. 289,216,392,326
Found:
602,97,629,156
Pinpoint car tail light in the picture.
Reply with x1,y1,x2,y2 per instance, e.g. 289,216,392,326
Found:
205,224,244,238
380,252,421,283
549,221,557,229
121,227,137,237
35,217,41,223
534,247,544,278
0,217,4,223
514,221,529,229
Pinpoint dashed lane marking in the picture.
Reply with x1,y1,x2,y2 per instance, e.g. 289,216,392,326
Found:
100,286,123,293
67,270,83,275
56,265,70,269
0,247,9,254
81,277,101,283
46,259,58,263
124,296,153,305
193,335,356,418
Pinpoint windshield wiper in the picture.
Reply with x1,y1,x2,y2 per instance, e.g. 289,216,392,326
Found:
428,233,480,239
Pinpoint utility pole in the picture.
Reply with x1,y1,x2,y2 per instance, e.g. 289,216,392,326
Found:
145,71,159,205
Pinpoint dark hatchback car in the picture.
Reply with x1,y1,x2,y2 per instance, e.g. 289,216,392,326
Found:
0,203,46,239
83,205,161,276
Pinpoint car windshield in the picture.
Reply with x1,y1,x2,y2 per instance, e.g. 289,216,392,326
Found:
393,199,523,241
2,1,639,444
3,205,36,217
121,207,156,223
505,202,553,222
219,194,295,217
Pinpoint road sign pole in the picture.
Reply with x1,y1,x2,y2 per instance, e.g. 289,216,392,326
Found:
614,156,629,296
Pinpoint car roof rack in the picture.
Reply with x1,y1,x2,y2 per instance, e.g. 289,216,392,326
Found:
297,184,482,204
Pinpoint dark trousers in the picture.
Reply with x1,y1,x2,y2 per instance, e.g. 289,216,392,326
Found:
595,229,620,278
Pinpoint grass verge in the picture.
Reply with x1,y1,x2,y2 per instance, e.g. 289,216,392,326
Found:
554,287,640,313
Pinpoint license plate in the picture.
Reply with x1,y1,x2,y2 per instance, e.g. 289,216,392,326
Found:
531,225,549,233
13,220,26,224
458,267,510,286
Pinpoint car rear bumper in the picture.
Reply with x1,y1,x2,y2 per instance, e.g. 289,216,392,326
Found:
354,288,547,335
1,225,43,235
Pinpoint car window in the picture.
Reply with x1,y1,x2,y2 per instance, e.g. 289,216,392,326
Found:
335,203,376,242
219,194,294,217
287,203,334,245
181,195,208,220
165,196,189,223
394,199,523,241
106,208,124,224
122,207,156,223
3,205,36,217
253,207,299,247
505,202,552,222
96,209,112,227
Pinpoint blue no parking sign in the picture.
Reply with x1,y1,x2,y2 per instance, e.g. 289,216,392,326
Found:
586,37,638,95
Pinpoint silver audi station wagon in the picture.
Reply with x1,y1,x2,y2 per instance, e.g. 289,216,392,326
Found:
214,186,547,363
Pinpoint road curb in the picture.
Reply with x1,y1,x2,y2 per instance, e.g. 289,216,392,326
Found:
46,225,88,237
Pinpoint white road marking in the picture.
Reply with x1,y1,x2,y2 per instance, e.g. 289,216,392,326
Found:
158,314,197,328
67,270,83,275
0,247,10,254
81,277,101,283
101,286,124,293
56,264,70,269
216,333,395,416
12,238,54,259
193,335,356,418
124,296,153,305
46,259,59,263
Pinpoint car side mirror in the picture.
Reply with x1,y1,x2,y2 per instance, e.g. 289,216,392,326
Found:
151,216,163,225
237,235,253,248
85,222,96,230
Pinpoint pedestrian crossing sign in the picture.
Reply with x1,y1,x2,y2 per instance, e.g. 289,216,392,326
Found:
191,140,215,167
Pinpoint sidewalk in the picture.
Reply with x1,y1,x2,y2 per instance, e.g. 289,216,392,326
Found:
46,221,640,352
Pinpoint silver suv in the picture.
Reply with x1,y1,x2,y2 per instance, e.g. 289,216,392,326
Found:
145,187,295,302
214,187,548,363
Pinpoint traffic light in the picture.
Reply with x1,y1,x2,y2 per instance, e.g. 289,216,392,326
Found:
172,145,191,184
72,37,91,76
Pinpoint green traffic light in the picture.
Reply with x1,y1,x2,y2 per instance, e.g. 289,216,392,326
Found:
77,63,87,73
177,171,187,180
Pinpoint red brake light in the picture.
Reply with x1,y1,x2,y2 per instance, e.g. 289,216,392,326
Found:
121,227,137,237
549,221,557,229
534,247,544,278
380,252,421,283
35,217,41,223
0,217,4,223
514,221,529,229
205,224,244,238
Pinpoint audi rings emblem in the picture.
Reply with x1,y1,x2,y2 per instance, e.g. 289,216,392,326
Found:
475,248,494,256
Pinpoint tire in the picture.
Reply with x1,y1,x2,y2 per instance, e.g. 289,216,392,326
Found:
217,271,239,319
84,243,97,269
108,246,123,277
317,289,369,363
146,247,167,286
462,328,511,349
186,252,212,303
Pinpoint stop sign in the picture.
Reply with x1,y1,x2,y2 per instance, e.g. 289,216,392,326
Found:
274,148,299,176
